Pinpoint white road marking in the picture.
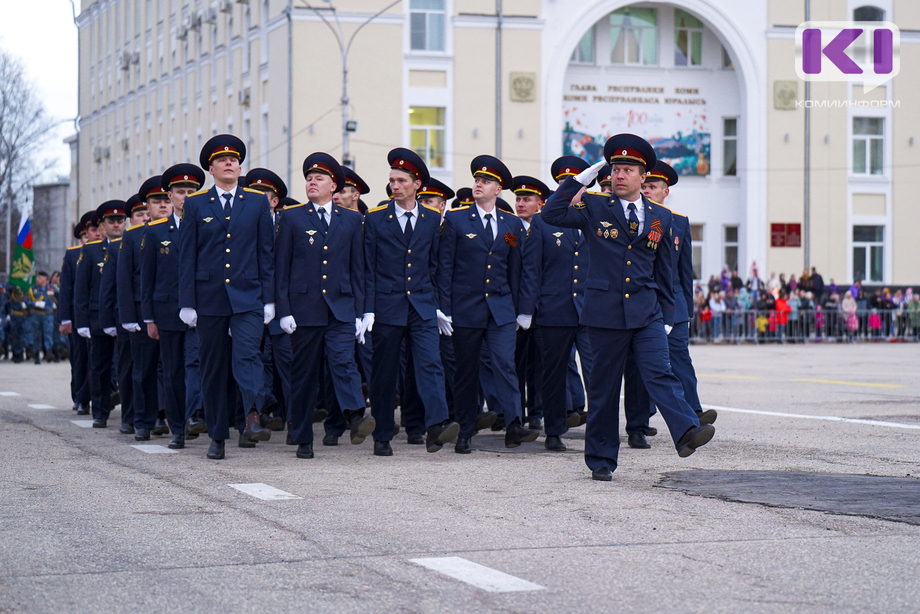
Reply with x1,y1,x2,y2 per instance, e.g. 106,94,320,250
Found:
0,391,21,397
701,404,920,430
228,483,302,501
71,420,95,428
130,444,178,454
409,557,545,593
27,404,56,409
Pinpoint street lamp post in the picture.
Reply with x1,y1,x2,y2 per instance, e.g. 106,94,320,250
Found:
302,0,402,167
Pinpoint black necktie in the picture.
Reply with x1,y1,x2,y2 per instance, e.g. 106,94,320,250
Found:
222,192,232,218
319,208,328,234
484,213,494,243
404,211,414,242
627,202,639,235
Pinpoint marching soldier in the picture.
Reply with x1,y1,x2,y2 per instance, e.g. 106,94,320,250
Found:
451,188,474,209
541,134,714,481
512,178,543,429
361,151,458,456
437,155,538,453
178,134,276,459
275,153,374,459
75,202,127,428
333,167,370,213
8,284,32,363
59,212,94,412
517,175,589,450
28,271,56,363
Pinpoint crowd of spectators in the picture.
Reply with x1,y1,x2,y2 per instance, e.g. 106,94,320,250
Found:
692,265,920,343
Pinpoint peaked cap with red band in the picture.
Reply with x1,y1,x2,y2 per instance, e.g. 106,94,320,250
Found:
418,177,455,202
161,163,206,191
512,175,552,200
452,187,474,209
95,200,127,221
470,154,512,190
551,155,592,186
604,133,657,173
199,134,246,170
126,194,145,214
245,167,288,200
388,147,430,185
343,167,370,195
138,176,167,203
645,160,679,186
302,152,346,193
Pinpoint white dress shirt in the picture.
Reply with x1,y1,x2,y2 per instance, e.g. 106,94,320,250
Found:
394,202,418,232
313,200,333,226
475,203,498,231
218,186,237,210
622,198,645,235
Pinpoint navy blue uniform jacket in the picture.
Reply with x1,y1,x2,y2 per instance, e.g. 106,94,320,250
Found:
541,177,676,329
117,223,146,325
178,186,275,316
73,240,109,331
274,202,364,326
140,216,185,331
58,245,82,323
363,200,441,325
99,238,122,329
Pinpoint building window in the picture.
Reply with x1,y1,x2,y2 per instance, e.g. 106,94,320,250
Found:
674,9,703,66
410,0,445,52
723,118,738,176
723,226,739,273
853,225,883,282
571,27,595,64
852,117,883,175
690,224,703,280
854,6,885,21
610,7,657,66
409,106,445,169
721,45,734,69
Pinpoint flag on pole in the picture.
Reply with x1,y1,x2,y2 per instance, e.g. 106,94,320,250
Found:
10,214,35,291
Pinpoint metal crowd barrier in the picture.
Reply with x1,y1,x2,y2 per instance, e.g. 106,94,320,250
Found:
689,309,920,344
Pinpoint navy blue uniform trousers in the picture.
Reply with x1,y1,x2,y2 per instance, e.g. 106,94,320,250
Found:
69,332,91,405
129,330,160,430
158,329,187,435
184,327,203,421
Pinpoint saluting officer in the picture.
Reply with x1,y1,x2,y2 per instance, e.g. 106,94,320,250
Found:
179,134,276,460
516,175,590,450
59,212,95,413
437,155,538,453
75,202,127,428
275,153,373,459
541,134,715,481
361,149,458,456
140,164,206,449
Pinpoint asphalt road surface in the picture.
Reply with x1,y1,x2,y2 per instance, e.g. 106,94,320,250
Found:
1,342,918,613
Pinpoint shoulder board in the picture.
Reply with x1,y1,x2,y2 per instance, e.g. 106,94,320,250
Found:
367,204,389,214
450,206,470,212
422,204,441,214
126,223,145,232
586,191,608,197
67,245,82,251
85,240,103,245
242,187,263,194
283,203,305,210
111,238,122,243
188,188,208,197
338,207,362,215
670,210,687,218
500,209,519,217
148,217,169,226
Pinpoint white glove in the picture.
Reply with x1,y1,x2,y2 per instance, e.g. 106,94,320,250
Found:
104,327,118,337
436,309,453,336
280,315,297,335
574,159,606,186
362,313,375,335
664,324,673,335
179,307,198,327
122,323,141,333
77,327,91,338
516,314,533,330
355,318,364,342
34,300,46,309
263,302,275,325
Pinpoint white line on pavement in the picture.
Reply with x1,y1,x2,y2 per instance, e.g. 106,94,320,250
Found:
228,483,302,501
0,391,21,397
702,404,920,430
71,420,95,428
27,404,56,409
409,557,545,593
130,444,178,454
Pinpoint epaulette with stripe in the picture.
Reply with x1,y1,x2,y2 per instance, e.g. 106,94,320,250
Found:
337,207,362,215
422,204,441,214
188,188,208,197
242,187,263,194
499,209,519,217
367,204,389,214
283,203,305,210
126,223,145,232
148,217,169,226
449,206,470,212
67,245,82,251
85,240,103,245
586,191,608,197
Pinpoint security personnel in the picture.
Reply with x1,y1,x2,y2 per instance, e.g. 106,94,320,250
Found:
361,149,458,456
59,213,94,412
638,161,717,428
75,202,127,428
140,163,206,449
179,134,276,460
517,175,589,451
101,196,145,434
417,177,453,216
437,155,538,453
242,167,291,430
333,167,370,213
551,155,593,187
275,153,372,459
28,271,55,363
451,188,474,209
120,178,169,441
541,134,714,481
8,284,32,363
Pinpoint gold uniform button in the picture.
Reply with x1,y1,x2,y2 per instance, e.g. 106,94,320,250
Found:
407,263,412,268
322,289,326,294
486,279,490,284
573,293,577,297
485,293,489,297
625,293,630,298
323,260,327,265
407,277,411,282
574,265,578,270
627,261,632,265
322,275,327,280
628,245,632,250
574,252,579,256
225,263,230,268
225,279,230,283
487,265,491,270
407,291,411,295
574,279,578,284
407,249,412,254
226,234,231,238
625,278,630,282
323,246,328,250
226,248,230,253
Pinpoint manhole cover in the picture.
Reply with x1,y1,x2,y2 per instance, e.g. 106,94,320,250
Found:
658,470,920,525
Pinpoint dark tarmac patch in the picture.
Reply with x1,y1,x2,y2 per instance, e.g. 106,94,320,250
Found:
658,470,920,525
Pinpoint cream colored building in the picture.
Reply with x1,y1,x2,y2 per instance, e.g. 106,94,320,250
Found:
75,0,920,285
